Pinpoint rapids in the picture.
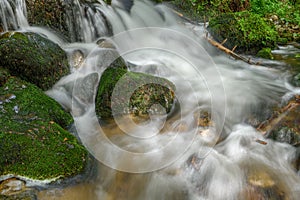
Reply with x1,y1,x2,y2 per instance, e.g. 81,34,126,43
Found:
1,0,300,199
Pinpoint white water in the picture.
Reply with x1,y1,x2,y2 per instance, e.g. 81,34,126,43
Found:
0,0,28,31
1,0,300,199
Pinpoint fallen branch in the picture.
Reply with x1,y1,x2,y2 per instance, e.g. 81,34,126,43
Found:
170,9,262,66
256,95,300,135
205,37,260,65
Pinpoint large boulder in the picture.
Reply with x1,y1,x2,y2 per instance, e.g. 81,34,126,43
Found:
0,32,69,90
96,59,176,120
0,71,88,181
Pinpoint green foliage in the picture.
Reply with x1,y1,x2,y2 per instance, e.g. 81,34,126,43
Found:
209,11,278,54
171,0,250,20
0,75,87,180
250,0,300,25
171,0,299,45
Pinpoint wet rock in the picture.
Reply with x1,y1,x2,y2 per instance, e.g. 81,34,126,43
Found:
0,178,37,200
0,32,69,90
69,49,85,69
0,75,88,181
0,178,25,196
196,111,212,127
267,102,300,147
73,73,99,106
97,38,116,49
96,58,176,120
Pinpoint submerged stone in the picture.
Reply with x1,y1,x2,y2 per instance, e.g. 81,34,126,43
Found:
0,74,87,181
0,178,26,196
95,58,176,120
0,32,69,90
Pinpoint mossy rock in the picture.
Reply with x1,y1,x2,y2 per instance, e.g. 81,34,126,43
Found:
0,32,69,90
96,60,176,119
256,48,274,59
208,11,278,54
0,75,87,180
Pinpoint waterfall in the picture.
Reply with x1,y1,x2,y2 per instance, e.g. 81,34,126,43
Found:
1,0,300,199
64,0,111,42
0,0,28,31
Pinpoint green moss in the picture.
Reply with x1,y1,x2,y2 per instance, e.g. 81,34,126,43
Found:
209,11,278,54
96,64,175,119
257,48,274,59
170,0,250,21
0,75,87,180
0,32,69,90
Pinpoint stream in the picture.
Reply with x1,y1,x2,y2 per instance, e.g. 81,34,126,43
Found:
1,0,300,199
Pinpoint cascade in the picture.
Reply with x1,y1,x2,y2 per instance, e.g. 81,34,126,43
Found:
1,0,299,199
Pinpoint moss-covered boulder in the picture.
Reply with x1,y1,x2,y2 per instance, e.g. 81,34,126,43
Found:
0,32,69,90
208,11,278,54
0,72,87,181
256,48,274,59
96,61,176,119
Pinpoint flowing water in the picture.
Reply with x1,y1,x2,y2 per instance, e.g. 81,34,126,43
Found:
1,0,300,199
